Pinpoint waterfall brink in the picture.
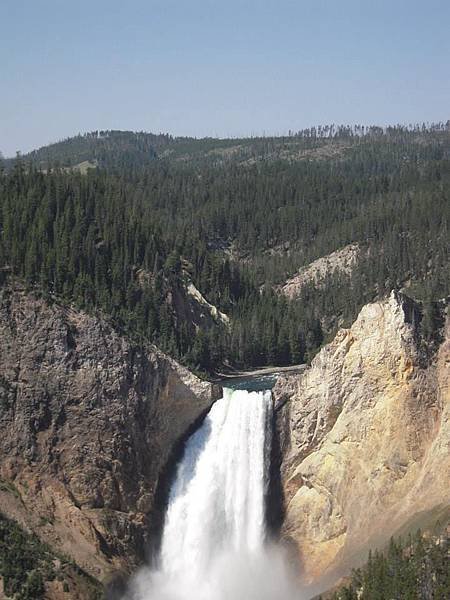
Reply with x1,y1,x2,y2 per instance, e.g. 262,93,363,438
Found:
128,387,300,600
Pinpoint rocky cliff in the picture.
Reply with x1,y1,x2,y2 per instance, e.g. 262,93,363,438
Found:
273,291,449,594
0,285,220,591
279,243,361,299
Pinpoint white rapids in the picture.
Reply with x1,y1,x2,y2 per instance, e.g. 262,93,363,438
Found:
128,387,301,600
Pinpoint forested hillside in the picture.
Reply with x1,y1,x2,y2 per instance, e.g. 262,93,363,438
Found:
0,513,102,599
330,528,449,600
1,123,449,372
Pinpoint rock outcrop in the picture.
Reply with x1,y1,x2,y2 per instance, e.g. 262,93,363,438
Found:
0,285,220,587
273,291,449,594
280,243,360,299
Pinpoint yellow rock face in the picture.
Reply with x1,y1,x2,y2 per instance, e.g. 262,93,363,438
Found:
274,292,449,594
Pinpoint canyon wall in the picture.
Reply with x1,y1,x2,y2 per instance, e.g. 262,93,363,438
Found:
0,285,220,588
1,283,448,598
273,291,449,594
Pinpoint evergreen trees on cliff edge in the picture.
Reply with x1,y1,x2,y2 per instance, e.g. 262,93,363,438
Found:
331,528,449,600
0,124,448,373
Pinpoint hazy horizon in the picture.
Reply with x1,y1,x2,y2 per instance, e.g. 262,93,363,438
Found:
2,0,449,157
4,118,450,160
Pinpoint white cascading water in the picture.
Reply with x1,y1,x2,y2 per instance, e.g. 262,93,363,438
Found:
129,387,300,600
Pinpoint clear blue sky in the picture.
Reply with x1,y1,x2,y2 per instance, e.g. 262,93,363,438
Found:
1,0,449,157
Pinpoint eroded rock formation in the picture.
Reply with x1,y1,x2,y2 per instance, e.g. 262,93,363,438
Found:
0,285,220,587
273,291,449,594
280,243,361,299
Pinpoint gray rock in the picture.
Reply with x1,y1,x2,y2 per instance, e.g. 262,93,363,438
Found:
0,284,221,584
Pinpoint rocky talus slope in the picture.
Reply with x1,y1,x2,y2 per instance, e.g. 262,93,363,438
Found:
0,285,220,590
273,291,449,594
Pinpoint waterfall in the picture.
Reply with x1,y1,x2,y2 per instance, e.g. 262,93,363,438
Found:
128,387,300,600
160,387,272,580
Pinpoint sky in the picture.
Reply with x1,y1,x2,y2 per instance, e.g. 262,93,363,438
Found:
1,0,449,157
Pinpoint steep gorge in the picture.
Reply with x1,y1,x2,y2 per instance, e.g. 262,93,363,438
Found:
0,284,448,599
273,291,449,594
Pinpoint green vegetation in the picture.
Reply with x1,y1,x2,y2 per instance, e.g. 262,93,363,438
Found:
331,528,449,599
1,124,449,372
0,513,102,599
0,479,21,500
